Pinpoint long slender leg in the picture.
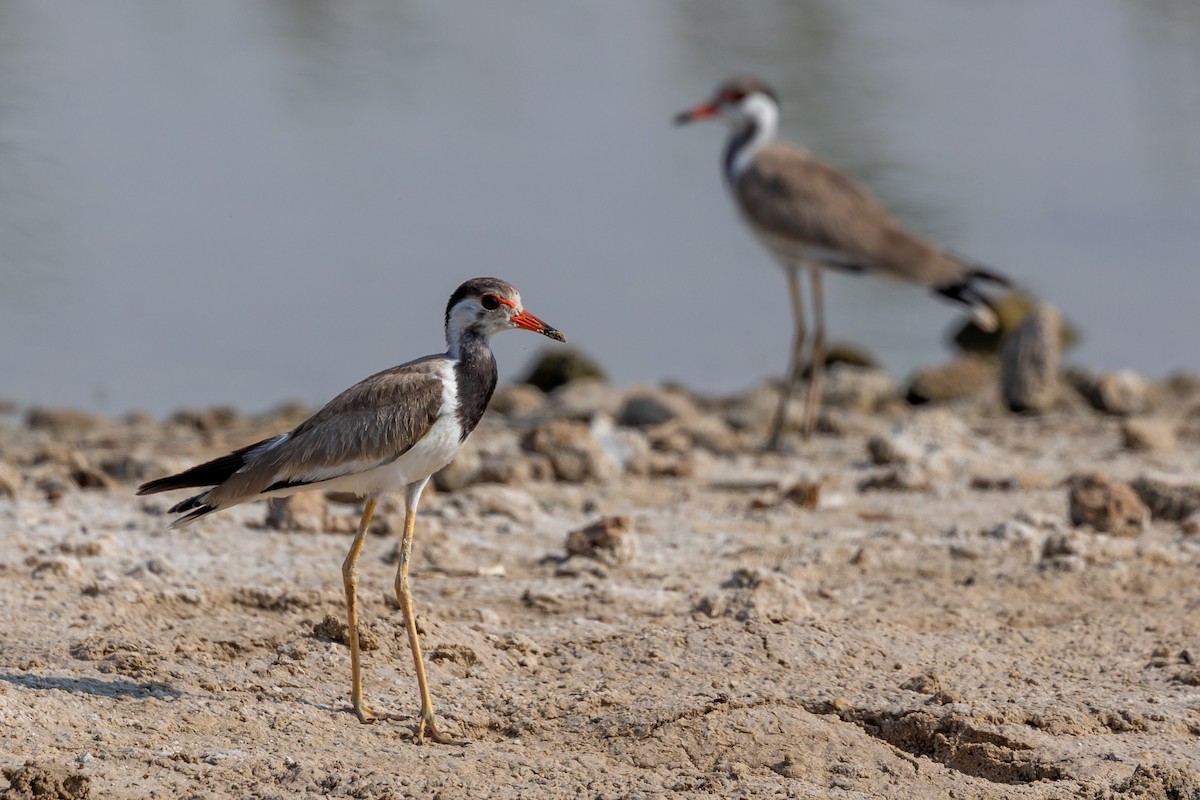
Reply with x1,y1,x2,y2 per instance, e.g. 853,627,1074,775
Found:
394,477,462,745
342,496,385,723
766,265,808,450
800,267,827,439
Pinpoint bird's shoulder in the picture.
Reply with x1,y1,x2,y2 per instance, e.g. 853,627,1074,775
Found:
295,355,448,430
736,143,898,255
741,144,884,213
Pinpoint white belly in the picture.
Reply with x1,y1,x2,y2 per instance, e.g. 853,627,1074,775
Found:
313,411,462,497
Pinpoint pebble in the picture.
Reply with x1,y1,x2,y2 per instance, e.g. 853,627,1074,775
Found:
820,366,899,413
1000,303,1062,413
0,460,22,497
616,390,680,428
1129,476,1200,521
520,348,606,393
26,407,109,433
1067,473,1149,536
459,485,541,524
545,378,622,421
694,567,812,623
1074,370,1156,416
521,419,621,482
264,493,328,533
906,357,995,405
564,515,636,566
1121,417,1176,452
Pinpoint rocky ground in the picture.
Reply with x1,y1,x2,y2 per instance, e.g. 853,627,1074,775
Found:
2,364,1199,799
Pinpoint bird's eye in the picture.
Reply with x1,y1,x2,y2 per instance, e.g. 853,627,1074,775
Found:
480,294,500,310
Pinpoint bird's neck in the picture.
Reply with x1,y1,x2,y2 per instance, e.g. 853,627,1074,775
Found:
723,95,780,182
448,331,498,442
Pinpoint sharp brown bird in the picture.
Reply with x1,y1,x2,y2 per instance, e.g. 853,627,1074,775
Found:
138,277,565,744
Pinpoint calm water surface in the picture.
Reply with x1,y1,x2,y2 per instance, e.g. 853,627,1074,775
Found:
1,1,1198,415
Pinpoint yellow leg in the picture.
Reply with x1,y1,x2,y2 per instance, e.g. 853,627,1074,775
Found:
766,265,807,450
800,268,826,440
395,484,463,745
342,497,388,723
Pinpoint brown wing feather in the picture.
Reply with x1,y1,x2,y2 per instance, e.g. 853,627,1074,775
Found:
737,144,970,286
205,357,445,507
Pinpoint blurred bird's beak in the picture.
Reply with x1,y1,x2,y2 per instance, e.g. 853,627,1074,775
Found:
673,102,719,125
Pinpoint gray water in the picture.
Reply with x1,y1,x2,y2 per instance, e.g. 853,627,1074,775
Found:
2,1,1198,416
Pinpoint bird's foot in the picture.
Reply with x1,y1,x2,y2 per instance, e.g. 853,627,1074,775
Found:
353,703,399,724
416,709,466,746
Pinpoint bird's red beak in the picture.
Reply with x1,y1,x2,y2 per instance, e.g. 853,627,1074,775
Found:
673,102,719,125
512,309,566,342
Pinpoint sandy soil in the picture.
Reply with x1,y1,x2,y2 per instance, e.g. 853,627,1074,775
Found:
2,377,1199,799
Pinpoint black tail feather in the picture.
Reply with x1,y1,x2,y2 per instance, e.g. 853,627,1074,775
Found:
136,436,278,496
968,265,1011,288
168,493,207,514
170,503,218,529
934,278,1000,332
945,250,1012,289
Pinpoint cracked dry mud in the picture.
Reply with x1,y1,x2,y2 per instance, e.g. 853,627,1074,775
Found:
2,394,1199,799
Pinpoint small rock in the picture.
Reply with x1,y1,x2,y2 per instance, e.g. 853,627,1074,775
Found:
521,419,620,483
617,389,693,428
673,413,740,454
719,384,779,434
1040,532,1087,572
782,480,821,510
459,484,541,524
820,366,899,412
0,461,22,497
488,384,547,418
1121,417,1176,452
857,467,931,493
25,407,109,433
312,614,378,651
97,454,153,483
1067,473,1149,536
865,409,970,467
590,415,651,474
695,568,812,623
1073,370,1155,416
265,493,329,532
545,378,622,421
564,516,636,566
817,341,879,370
1129,476,1200,521
521,349,606,393
648,452,696,478
1,762,92,800
906,358,995,405
169,406,244,432
900,673,943,694
1000,304,1062,413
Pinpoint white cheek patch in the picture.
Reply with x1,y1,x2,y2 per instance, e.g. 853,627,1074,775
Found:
730,93,780,179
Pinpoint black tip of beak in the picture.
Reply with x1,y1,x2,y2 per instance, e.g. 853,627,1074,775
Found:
673,111,695,126
542,327,567,343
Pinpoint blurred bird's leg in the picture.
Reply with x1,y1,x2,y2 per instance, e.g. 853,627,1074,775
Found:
766,265,807,450
800,267,826,439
